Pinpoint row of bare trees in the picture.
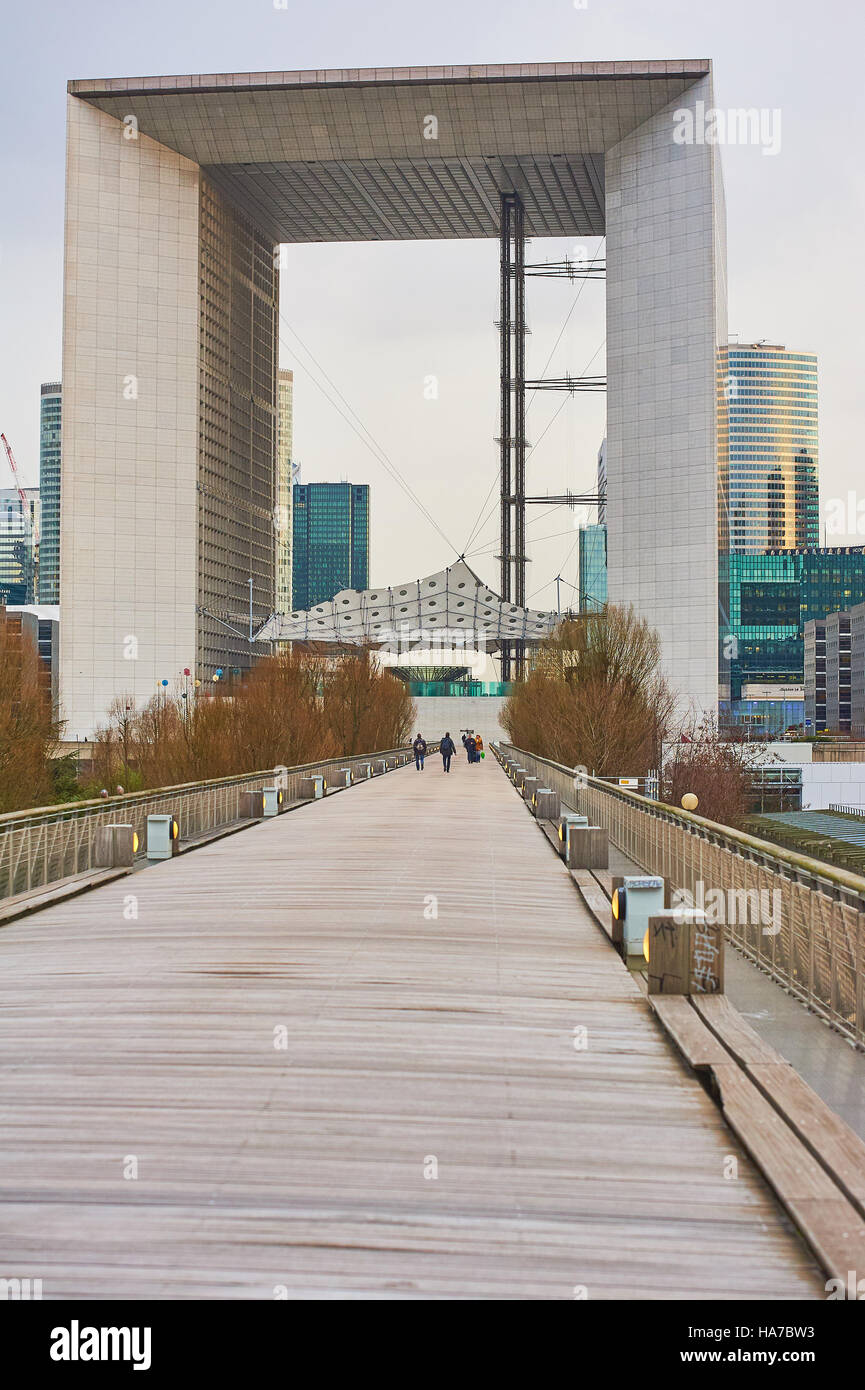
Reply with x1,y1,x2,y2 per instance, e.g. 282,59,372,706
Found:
501,604,757,827
89,648,414,792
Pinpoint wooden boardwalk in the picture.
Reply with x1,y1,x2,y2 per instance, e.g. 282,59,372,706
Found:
0,755,824,1299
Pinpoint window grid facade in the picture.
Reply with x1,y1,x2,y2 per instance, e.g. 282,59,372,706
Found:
578,524,607,612
276,369,294,617
720,549,865,731
292,483,369,612
718,344,818,554
38,382,61,604
197,178,278,677
0,488,39,605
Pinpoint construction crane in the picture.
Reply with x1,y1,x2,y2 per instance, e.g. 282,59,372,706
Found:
1,433,30,517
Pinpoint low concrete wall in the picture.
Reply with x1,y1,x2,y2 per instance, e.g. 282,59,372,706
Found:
411,696,508,743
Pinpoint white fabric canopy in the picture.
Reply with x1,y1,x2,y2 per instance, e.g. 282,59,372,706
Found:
255,559,558,651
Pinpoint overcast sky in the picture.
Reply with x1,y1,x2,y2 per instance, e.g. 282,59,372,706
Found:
2,0,863,610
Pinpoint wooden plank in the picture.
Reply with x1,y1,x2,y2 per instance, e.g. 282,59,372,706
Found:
692,993,788,1065
712,1061,843,1203
0,760,824,1299
648,996,731,1070
747,1064,865,1220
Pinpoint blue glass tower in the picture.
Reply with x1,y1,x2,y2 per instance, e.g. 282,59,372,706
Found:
578,524,607,612
292,482,370,611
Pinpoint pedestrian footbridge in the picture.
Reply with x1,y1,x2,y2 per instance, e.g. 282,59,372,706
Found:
1,746,863,1298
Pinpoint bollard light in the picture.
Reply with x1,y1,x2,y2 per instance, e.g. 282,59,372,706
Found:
262,786,281,817
146,814,177,860
299,775,325,800
94,823,136,869
558,813,589,857
646,907,721,996
613,876,665,961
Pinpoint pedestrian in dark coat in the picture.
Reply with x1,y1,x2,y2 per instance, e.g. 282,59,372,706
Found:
440,732,457,773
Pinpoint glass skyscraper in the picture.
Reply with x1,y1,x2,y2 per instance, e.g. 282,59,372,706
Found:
292,482,370,611
720,548,865,733
578,523,607,612
718,343,818,552
38,381,61,603
0,488,40,605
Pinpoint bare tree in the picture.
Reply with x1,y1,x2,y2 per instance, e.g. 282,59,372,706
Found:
502,605,676,776
662,713,762,829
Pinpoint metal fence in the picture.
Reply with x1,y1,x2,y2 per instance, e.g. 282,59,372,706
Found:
496,741,865,1046
0,747,414,903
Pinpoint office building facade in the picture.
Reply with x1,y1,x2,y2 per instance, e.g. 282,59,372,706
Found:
578,524,607,612
596,439,607,526
806,601,865,738
292,482,369,612
0,488,40,605
38,382,62,604
824,611,852,734
718,343,818,553
803,619,826,732
720,548,865,733
853,603,865,737
276,369,294,618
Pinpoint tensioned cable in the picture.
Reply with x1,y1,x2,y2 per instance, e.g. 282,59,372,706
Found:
465,334,607,557
278,308,461,559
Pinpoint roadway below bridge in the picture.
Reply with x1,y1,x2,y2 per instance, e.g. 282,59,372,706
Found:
0,753,824,1298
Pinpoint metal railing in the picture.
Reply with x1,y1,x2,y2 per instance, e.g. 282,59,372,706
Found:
495,741,865,1045
0,747,414,903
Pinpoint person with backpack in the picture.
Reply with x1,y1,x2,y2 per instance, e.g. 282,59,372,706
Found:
439,731,457,773
412,733,427,771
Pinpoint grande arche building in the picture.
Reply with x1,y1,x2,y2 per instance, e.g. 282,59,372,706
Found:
61,60,726,735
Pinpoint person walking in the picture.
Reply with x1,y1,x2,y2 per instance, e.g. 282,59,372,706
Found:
466,734,478,764
461,733,471,762
412,733,427,771
440,731,457,773
475,732,484,761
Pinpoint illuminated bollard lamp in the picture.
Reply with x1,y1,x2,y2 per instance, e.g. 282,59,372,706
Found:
645,907,723,995
146,813,179,860
94,823,137,869
262,786,284,816
239,790,264,818
557,813,588,858
299,775,326,800
522,776,540,802
532,788,560,820
564,824,608,870
611,876,665,963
